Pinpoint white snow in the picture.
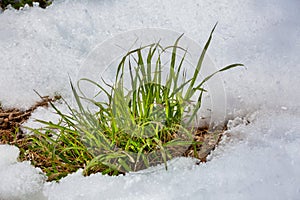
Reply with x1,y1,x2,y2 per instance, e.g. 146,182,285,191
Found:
0,0,300,199
0,145,19,167
0,145,46,200
21,102,69,134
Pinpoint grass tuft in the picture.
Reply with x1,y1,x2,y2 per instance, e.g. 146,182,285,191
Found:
17,25,243,181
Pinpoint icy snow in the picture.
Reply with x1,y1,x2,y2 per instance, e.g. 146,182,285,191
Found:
0,145,46,200
0,0,300,199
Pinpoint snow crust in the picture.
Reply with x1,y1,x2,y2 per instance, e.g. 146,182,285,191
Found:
0,0,299,199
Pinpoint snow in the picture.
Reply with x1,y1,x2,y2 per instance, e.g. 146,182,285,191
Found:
0,145,46,200
21,102,68,134
0,145,19,167
0,0,300,199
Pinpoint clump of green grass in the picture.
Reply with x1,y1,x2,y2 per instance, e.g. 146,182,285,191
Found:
20,25,243,181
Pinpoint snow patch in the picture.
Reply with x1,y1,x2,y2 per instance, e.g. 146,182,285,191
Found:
0,145,46,200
